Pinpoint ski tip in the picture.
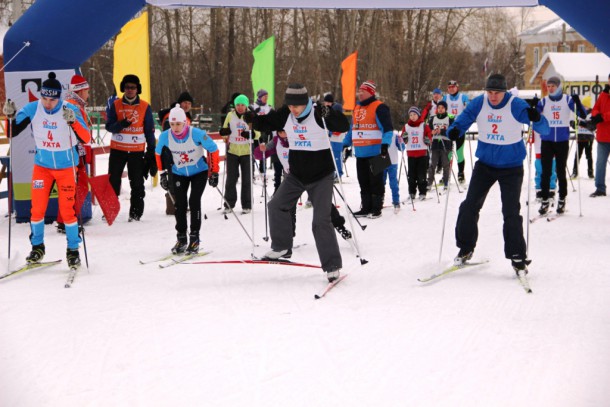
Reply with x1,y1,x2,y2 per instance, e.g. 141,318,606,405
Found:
360,258,369,265
314,294,322,300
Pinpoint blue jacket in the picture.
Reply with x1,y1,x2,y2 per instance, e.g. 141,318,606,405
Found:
156,126,218,177
448,93,550,168
536,94,575,142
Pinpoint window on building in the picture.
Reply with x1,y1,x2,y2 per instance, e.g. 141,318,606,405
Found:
542,46,548,56
578,44,585,52
551,46,558,52
534,47,540,67
565,44,571,52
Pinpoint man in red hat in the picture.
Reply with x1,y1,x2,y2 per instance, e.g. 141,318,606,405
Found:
343,80,395,219
56,74,93,232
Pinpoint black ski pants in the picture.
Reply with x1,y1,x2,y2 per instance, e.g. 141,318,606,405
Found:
407,155,429,195
224,152,252,210
541,140,569,200
173,170,208,237
455,161,526,260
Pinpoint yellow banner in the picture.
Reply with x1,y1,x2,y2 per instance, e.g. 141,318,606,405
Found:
113,12,151,104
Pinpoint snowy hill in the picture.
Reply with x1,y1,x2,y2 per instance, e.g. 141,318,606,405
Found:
1,140,610,406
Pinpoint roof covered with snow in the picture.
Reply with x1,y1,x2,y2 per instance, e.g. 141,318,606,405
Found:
529,52,610,84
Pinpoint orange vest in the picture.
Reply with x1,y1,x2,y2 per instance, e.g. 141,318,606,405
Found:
352,100,383,147
111,98,150,152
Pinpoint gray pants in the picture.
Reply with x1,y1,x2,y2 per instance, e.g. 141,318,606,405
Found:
428,149,450,186
268,172,342,272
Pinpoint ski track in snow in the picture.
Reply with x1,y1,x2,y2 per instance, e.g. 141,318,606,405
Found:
1,140,610,406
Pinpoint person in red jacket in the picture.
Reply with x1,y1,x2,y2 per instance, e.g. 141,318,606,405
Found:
401,106,432,200
589,75,610,197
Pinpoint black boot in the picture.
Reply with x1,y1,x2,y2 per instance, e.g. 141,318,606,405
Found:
172,234,188,254
354,193,372,217
66,248,81,268
368,194,383,219
539,199,550,215
186,233,200,254
26,244,45,263
454,249,473,266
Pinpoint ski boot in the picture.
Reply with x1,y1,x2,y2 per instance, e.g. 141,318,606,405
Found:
588,168,594,179
66,249,81,269
56,223,66,234
335,224,352,240
263,248,292,260
453,249,473,266
393,203,401,214
458,172,466,184
538,199,550,215
186,234,200,254
590,190,606,197
26,244,45,264
556,198,566,214
172,235,188,255
326,268,341,283
511,256,531,275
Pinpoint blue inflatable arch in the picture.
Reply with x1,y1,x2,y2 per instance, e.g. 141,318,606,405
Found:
4,0,610,76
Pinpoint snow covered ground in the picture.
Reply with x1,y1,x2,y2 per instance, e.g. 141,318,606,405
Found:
1,138,610,406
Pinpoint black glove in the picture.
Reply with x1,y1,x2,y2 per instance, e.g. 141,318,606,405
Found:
145,148,158,177
586,117,600,131
380,144,389,157
571,94,580,105
569,120,576,130
316,105,331,119
160,172,169,191
448,127,461,141
526,107,541,122
219,127,231,136
343,146,352,159
208,172,219,188
424,137,431,145
120,118,131,129
240,130,250,139
604,84,610,94
591,114,604,125
528,96,540,109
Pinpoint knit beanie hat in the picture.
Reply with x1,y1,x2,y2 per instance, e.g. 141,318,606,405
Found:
234,94,249,106
437,101,448,110
177,91,194,104
546,76,561,87
484,74,508,92
359,80,377,96
169,103,187,123
408,106,421,117
257,89,268,99
433,88,442,95
41,72,62,99
324,93,335,103
69,74,89,92
284,84,309,105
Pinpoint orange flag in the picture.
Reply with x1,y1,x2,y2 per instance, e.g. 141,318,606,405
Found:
341,51,358,111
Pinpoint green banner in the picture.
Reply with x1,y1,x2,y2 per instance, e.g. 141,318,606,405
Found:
251,36,275,107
